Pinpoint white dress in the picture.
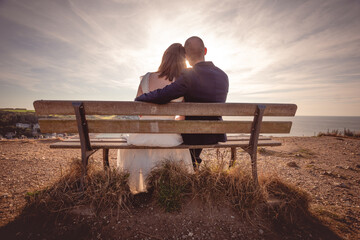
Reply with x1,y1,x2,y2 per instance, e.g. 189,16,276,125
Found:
117,73,193,194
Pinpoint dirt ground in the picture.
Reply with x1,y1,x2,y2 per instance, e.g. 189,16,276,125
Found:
0,136,359,239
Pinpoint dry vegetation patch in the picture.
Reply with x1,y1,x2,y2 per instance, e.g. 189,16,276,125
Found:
148,161,266,213
26,160,131,215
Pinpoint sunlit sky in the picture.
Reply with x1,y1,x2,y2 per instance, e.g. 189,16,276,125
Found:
1,0,360,116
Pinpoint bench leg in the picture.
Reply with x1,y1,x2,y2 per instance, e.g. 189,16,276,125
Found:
240,146,259,186
103,148,110,170
80,152,90,187
80,149,97,188
245,104,266,187
229,147,237,168
73,102,94,189
250,150,259,186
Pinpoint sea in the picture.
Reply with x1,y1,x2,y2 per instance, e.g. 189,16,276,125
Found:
260,116,360,137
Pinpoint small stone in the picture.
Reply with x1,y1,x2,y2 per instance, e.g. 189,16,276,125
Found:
230,216,235,219
188,232,193,237
287,161,299,168
1,193,9,198
259,229,264,235
335,183,349,189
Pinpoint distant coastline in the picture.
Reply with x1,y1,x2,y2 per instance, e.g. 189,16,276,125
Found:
0,108,34,113
267,116,360,137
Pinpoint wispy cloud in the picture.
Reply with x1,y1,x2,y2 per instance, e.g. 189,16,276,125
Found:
0,0,359,115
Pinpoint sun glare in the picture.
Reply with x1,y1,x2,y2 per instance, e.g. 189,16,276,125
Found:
206,40,270,71
204,38,273,81
186,60,191,68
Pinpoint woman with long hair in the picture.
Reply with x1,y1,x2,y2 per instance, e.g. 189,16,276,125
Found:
117,43,193,194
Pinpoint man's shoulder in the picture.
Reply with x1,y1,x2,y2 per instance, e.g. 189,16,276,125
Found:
180,62,228,81
210,63,228,77
197,61,227,75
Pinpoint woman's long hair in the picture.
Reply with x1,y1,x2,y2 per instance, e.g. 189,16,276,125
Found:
157,43,186,82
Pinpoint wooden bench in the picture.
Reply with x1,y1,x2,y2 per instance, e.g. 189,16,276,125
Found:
33,100,297,185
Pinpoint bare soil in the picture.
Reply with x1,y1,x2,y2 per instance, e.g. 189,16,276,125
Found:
0,136,359,239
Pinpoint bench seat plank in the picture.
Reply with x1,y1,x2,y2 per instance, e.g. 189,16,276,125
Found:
50,139,281,149
62,135,271,142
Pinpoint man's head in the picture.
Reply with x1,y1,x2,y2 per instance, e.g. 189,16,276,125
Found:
184,36,207,66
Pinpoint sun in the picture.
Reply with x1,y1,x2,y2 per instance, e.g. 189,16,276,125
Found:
186,60,191,68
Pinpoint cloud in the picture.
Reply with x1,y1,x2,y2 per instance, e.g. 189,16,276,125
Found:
0,0,359,115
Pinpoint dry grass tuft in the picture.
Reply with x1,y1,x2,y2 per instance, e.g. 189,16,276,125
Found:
261,176,311,224
148,160,266,213
344,128,360,138
147,161,192,212
26,159,131,215
193,166,266,211
318,128,360,138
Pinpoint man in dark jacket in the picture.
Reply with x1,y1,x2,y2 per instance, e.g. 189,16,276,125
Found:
135,36,229,169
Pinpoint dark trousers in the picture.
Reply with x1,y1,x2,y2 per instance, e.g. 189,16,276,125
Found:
189,148,202,168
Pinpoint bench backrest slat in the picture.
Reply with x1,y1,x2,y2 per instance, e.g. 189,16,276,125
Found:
33,101,297,116
38,119,293,134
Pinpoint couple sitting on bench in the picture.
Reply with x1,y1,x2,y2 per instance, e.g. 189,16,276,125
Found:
118,36,229,194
